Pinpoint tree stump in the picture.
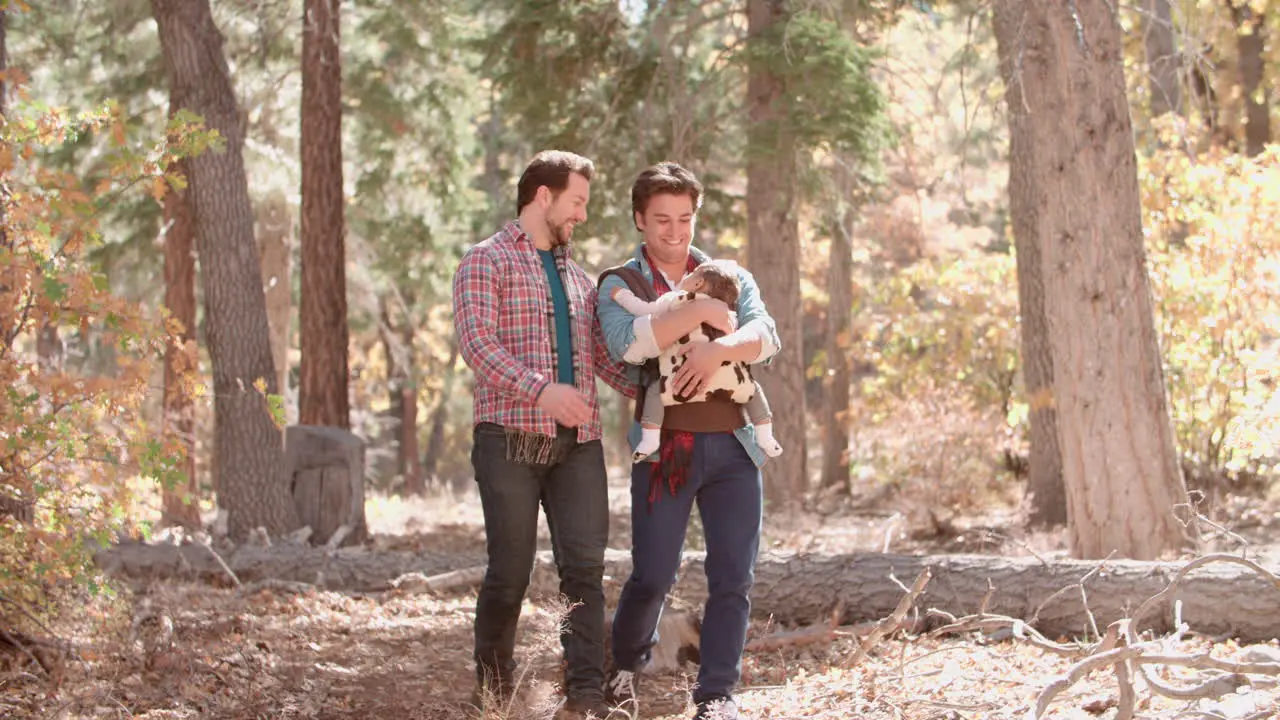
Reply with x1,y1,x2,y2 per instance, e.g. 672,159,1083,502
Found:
284,425,367,547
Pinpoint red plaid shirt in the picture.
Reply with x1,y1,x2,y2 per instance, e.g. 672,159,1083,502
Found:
453,221,635,442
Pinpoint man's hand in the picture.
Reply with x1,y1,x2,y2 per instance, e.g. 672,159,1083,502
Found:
696,298,734,335
537,383,591,426
671,341,730,399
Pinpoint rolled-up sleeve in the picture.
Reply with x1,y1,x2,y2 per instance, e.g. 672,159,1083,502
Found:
734,268,781,365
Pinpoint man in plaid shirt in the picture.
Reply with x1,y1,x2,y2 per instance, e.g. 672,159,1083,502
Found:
453,150,634,717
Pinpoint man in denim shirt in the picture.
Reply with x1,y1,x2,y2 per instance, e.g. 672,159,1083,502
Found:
597,162,779,720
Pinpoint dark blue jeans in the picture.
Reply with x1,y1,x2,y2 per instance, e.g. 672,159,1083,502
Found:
471,422,609,698
610,431,763,704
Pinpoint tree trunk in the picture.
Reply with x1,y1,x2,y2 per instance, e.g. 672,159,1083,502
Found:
820,164,854,492
0,11,21,526
994,0,1190,559
1229,1,1270,157
397,374,421,494
747,0,807,504
378,296,421,493
298,0,350,429
0,9,5,120
35,315,62,374
421,340,460,491
1140,0,1182,118
160,127,200,530
480,87,507,230
152,0,298,539
993,3,1067,529
94,544,1280,643
255,189,292,408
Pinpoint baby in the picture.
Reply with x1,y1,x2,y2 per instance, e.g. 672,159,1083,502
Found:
611,262,783,462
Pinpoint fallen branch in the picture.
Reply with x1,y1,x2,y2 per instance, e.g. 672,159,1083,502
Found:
238,578,317,596
849,568,931,666
324,525,352,553
0,627,64,682
1130,553,1280,638
746,602,845,653
201,539,241,588
1033,622,1145,720
746,624,837,653
1028,554,1280,719
928,614,1089,658
420,565,487,593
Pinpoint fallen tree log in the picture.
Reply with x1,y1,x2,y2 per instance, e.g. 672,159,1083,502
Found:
93,543,1280,643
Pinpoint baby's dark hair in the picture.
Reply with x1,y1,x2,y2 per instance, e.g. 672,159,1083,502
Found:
691,264,740,307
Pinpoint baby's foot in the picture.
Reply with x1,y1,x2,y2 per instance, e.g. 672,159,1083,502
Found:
755,423,783,458
633,428,661,463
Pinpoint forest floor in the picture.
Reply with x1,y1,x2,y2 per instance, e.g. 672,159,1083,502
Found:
4,469,1280,719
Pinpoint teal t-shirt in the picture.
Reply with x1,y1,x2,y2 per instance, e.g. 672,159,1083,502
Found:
538,249,575,386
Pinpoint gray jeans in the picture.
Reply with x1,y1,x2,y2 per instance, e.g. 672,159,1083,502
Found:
471,422,609,698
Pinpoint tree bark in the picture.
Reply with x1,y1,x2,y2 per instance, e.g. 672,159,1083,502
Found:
0,13,21,525
993,2,1067,529
747,0,807,504
820,163,854,492
0,9,5,120
160,127,200,530
152,0,298,539
397,374,421,493
298,0,350,429
35,315,62,374
1140,0,1182,118
994,0,1190,559
420,340,460,491
1228,1,1270,157
94,544,1280,643
255,189,292,408
378,296,421,493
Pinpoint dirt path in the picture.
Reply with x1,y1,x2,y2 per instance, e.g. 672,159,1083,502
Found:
6,579,1278,719
7,477,1280,718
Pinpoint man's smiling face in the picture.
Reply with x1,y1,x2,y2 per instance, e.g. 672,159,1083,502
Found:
545,172,590,247
636,192,696,267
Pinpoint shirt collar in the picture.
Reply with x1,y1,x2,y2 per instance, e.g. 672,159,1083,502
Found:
507,219,573,261
631,242,710,281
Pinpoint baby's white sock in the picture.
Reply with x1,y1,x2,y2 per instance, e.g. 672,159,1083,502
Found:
634,426,661,463
755,422,783,457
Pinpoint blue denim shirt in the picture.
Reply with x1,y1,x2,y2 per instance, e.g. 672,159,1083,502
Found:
596,244,781,467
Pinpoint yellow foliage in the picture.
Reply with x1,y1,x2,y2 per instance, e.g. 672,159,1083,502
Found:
1142,143,1280,473
0,94,201,620
844,141,1280,495
857,250,1021,417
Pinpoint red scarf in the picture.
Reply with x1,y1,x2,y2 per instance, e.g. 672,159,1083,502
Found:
642,247,700,508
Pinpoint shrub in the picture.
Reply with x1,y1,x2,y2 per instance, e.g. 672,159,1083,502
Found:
0,96,195,620
1141,144,1280,483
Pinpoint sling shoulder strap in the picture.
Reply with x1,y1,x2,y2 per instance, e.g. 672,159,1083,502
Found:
597,264,658,302
597,264,660,420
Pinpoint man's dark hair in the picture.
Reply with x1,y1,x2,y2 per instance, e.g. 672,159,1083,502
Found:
631,162,703,229
516,150,595,215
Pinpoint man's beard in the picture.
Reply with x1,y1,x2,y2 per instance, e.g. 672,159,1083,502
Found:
548,218,573,248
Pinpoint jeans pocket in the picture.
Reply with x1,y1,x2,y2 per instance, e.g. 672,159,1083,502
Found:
472,423,508,478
